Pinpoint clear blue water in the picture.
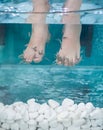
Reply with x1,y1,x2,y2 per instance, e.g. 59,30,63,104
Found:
0,65,103,108
0,25,103,108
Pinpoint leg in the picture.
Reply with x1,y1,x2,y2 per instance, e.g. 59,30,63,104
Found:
23,0,49,63
56,0,82,66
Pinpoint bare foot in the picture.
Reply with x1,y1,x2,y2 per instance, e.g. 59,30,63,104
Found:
23,0,49,63
23,24,49,63
56,0,82,66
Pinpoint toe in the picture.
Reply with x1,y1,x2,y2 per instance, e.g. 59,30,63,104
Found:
33,51,44,63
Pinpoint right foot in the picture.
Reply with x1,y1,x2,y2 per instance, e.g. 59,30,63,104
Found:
23,24,49,63
23,0,49,63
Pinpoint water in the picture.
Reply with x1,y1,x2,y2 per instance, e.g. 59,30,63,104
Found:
0,0,103,109
0,65,103,108
0,24,103,107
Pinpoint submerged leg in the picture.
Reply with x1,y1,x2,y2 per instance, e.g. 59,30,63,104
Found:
23,0,50,63
56,0,82,66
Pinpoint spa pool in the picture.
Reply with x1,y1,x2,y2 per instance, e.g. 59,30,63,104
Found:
0,0,103,130
0,24,103,130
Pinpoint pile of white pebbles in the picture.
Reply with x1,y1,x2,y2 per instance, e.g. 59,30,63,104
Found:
0,98,103,130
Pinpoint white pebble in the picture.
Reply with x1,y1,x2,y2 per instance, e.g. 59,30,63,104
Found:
50,123,64,130
5,107,16,121
39,103,50,114
28,102,40,113
2,123,10,129
49,120,58,128
29,112,38,119
55,106,63,113
68,126,81,130
73,119,86,126
62,118,72,127
57,111,69,121
77,103,86,112
15,112,22,120
62,98,74,107
39,119,49,129
11,123,19,130
28,120,36,126
48,99,60,109
90,127,102,130
27,98,35,105
19,121,29,130
36,115,44,122
90,108,103,120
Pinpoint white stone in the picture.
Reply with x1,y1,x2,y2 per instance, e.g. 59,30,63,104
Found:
28,102,40,113
81,123,91,129
0,109,7,122
39,119,49,129
62,98,74,107
77,103,86,112
57,111,69,121
12,101,24,107
27,98,35,105
0,128,5,130
68,104,78,112
29,126,36,130
49,120,58,128
56,106,63,113
91,119,103,127
6,120,14,124
36,115,44,122
48,99,60,109
2,123,10,129
5,107,16,121
86,102,95,113
37,128,43,130
90,108,103,120
48,109,57,121
43,110,51,119
68,126,81,130
28,120,37,126
15,112,22,120
39,103,50,114
50,123,64,130
0,103,4,109
73,119,86,126
69,111,81,120
11,123,19,130
90,127,102,130
19,121,29,130
80,111,89,119
23,110,29,121
29,112,38,119
62,118,72,127
19,105,26,116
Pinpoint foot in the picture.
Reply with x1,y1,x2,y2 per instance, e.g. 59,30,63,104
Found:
23,0,49,63
56,0,82,66
56,24,81,66
23,24,49,63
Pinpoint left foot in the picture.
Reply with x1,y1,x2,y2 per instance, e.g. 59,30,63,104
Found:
56,0,82,66
56,25,81,66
